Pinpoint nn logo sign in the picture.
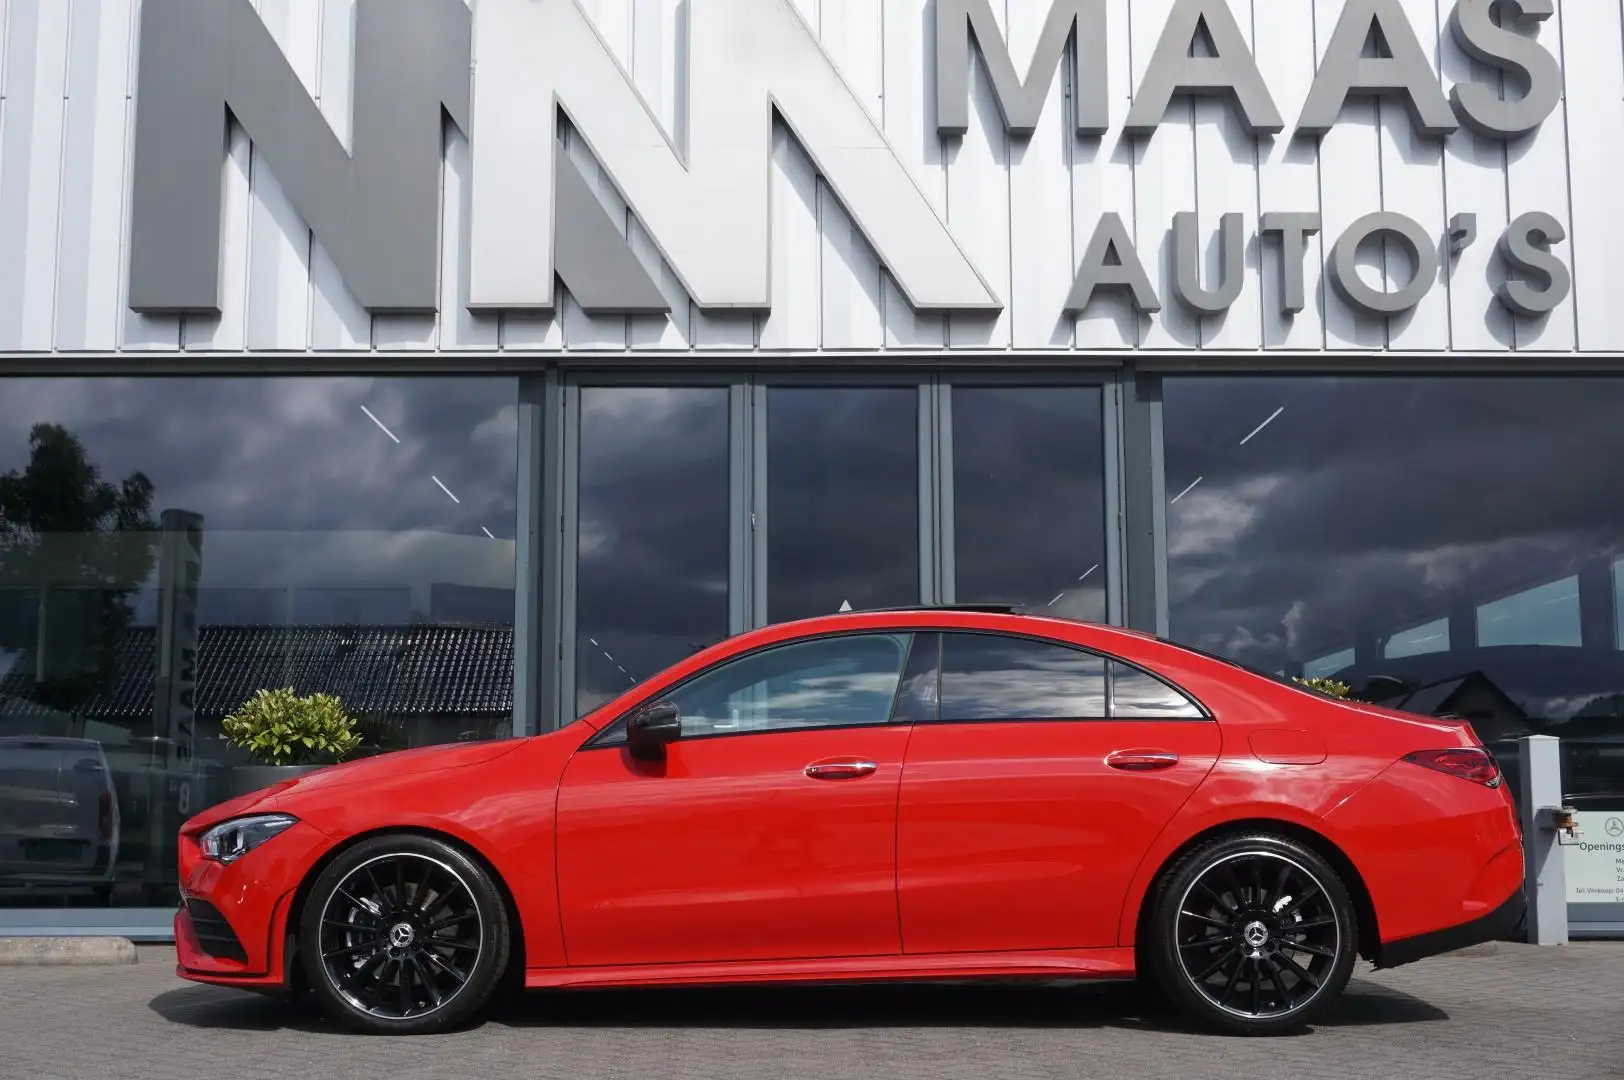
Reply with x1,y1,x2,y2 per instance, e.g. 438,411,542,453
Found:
127,0,1566,320
127,0,998,318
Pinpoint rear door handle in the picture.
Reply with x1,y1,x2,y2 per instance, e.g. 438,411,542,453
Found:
804,758,878,781
1105,749,1180,772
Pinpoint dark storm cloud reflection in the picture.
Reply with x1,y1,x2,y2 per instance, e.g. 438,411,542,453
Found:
0,377,520,627
0,377,519,536
767,388,920,623
952,387,1108,620
1163,377,1624,675
575,388,731,714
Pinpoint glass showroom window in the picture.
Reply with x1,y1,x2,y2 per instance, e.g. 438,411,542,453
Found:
575,388,730,716
951,387,1108,620
1163,376,1624,811
766,388,919,623
0,377,517,909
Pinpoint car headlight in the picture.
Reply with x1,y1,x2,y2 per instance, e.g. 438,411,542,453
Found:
198,814,298,863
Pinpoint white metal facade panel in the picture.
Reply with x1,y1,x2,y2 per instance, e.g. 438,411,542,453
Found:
0,0,1615,356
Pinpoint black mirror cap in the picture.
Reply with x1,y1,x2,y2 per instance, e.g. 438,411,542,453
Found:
626,700,681,760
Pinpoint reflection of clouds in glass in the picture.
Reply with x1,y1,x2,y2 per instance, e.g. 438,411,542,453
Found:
709,671,903,727
0,377,518,539
941,636,1107,720
1165,378,1624,673
942,668,1106,719
0,378,518,634
576,387,730,713
1112,665,1204,717
1166,477,1277,563
1046,588,1108,622
767,388,919,622
953,387,1108,619
121,530,516,625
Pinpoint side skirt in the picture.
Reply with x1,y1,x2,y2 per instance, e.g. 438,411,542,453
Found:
524,948,1138,991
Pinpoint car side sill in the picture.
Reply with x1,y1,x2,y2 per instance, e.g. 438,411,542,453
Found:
524,947,1138,990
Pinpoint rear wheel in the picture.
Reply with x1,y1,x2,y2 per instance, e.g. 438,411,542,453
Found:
1145,833,1358,1036
299,833,510,1035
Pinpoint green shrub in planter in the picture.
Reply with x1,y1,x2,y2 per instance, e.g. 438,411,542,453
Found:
221,687,364,766
1294,676,1352,699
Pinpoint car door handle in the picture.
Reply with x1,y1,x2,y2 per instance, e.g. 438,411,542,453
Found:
1105,750,1181,772
804,758,878,781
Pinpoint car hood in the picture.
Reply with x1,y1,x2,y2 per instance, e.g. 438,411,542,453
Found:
183,738,528,833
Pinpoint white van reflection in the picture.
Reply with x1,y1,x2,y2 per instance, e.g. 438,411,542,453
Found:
0,736,121,902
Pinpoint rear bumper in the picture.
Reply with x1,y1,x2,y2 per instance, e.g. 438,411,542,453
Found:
1372,886,1526,969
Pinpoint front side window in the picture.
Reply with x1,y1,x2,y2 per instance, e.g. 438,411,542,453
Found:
603,633,913,742
938,633,1107,721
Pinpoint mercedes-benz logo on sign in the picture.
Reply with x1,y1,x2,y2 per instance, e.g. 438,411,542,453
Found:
1605,817,1623,838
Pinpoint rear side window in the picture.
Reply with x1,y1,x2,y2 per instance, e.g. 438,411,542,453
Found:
939,633,1107,721
1110,661,1206,719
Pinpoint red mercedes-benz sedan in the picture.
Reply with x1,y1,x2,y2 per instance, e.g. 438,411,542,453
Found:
173,606,1525,1037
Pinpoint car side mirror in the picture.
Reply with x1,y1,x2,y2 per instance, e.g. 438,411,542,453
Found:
626,701,682,761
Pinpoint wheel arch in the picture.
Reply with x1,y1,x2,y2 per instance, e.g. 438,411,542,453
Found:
280,825,528,991
1128,818,1381,965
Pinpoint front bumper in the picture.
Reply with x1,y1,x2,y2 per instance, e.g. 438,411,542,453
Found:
173,819,329,986
1372,886,1527,969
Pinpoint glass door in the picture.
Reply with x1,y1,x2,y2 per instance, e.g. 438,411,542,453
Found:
554,370,1122,724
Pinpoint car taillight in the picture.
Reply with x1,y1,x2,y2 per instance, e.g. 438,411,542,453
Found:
1403,748,1502,788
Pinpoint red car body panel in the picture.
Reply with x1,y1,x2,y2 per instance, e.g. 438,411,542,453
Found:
556,724,911,965
173,609,1524,996
897,719,1220,953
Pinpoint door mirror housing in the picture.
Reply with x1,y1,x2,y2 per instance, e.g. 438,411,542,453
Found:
625,700,682,761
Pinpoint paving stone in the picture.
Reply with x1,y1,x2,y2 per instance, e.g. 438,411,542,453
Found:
0,943,1618,1080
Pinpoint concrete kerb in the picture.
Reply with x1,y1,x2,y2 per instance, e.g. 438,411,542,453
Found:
0,936,139,966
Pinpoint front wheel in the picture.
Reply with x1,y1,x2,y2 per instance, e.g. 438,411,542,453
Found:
299,833,511,1035
1144,833,1359,1036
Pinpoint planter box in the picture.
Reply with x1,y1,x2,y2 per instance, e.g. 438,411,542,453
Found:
225,763,327,801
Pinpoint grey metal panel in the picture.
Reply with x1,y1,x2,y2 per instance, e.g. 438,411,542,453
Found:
537,369,567,731
729,381,753,636
1120,369,1166,634
556,379,581,724
918,380,943,605
512,374,547,736
0,908,177,941
751,381,769,629
1102,377,1125,626
933,380,954,606
127,0,472,315
1569,903,1624,940
553,155,670,315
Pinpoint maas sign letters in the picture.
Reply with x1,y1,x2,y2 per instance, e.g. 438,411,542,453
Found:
126,0,1573,325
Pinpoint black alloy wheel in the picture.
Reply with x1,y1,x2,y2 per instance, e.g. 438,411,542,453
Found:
1146,833,1358,1036
300,833,510,1035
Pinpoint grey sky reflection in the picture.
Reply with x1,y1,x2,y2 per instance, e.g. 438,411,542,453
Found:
575,387,730,714
0,377,519,627
1163,377,1624,721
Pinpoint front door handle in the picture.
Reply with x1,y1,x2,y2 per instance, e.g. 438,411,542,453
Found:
1105,749,1181,772
804,758,878,781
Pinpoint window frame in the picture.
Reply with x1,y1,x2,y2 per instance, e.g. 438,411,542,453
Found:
582,629,921,749
917,628,1214,725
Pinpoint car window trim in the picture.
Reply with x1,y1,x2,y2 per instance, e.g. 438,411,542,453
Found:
582,629,918,750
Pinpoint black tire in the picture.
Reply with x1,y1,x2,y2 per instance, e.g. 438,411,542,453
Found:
299,833,511,1035
1144,832,1358,1036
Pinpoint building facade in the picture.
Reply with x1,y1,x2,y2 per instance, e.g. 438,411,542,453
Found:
1,0,1621,938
